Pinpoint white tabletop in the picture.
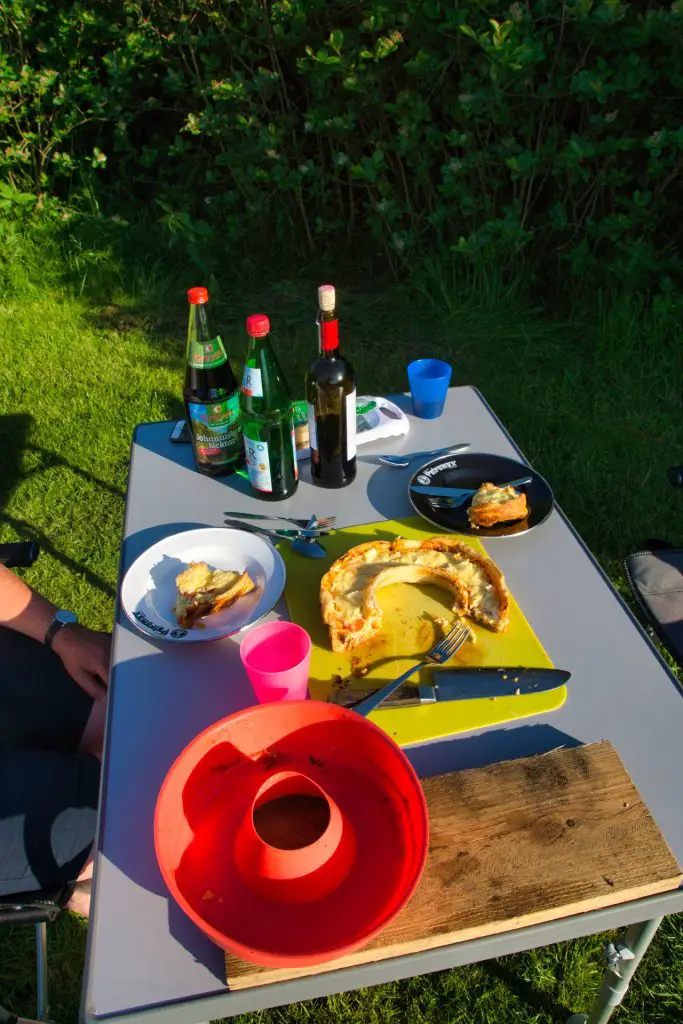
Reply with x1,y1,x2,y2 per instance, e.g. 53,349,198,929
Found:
82,387,683,1024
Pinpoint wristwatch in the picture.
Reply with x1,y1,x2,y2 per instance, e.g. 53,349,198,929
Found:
45,609,78,649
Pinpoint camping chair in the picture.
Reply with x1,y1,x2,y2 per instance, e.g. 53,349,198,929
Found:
0,884,75,1023
0,540,69,1023
624,466,683,670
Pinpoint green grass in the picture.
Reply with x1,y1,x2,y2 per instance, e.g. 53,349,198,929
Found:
1,238,682,1023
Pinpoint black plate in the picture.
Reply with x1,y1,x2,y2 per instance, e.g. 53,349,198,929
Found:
408,452,554,538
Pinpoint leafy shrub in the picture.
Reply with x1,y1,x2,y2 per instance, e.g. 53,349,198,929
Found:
1,0,683,288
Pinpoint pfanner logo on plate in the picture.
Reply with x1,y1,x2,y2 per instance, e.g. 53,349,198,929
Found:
134,609,187,639
417,459,458,485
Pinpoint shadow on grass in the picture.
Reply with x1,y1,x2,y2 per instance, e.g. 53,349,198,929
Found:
483,957,572,1022
1,512,116,599
0,413,33,510
0,413,119,599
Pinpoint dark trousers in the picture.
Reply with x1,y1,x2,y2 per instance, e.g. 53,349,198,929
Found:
0,629,100,895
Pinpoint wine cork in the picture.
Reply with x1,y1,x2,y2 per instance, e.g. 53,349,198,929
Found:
318,284,336,312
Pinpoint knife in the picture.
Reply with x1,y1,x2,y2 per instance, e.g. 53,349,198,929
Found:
332,667,570,709
411,476,532,499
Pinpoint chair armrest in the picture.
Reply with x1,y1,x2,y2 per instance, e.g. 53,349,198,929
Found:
0,882,73,925
0,542,40,568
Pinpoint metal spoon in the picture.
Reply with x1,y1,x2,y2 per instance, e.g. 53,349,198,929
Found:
378,442,471,468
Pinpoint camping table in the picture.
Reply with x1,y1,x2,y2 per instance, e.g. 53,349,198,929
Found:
81,387,683,1024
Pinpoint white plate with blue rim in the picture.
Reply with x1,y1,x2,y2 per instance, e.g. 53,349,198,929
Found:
121,527,286,642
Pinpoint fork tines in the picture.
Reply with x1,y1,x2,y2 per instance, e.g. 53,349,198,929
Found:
428,497,466,509
436,620,471,657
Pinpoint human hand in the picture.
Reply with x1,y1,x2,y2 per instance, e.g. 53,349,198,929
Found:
52,624,112,701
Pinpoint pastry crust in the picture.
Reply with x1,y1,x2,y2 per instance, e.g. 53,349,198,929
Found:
467,482,528,528
320,536,509,652
174,561,256,628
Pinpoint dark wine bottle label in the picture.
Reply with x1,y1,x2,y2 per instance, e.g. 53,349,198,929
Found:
187,394,241,467
345,389,357,459
188,335,228,370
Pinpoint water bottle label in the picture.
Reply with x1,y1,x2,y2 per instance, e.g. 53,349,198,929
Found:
241,366,263,397
346,389,357,460
244,436,273,493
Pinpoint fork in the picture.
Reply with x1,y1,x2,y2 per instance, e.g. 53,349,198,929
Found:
378,443,470,468
223,518,326,540
428,476,533,509
224,511,335,531
349,620,472,717
222,519,327,558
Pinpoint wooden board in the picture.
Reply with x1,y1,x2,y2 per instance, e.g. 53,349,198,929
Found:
225,741,682,989
279,516,565,746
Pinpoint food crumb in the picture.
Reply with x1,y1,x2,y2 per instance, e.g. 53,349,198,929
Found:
502,674,508,680
515,688,521,696
260,748,277,770
308,754,324,768
202,890,217,901
351,664,369,678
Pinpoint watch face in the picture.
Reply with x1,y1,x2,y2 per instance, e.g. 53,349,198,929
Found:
56,610,78,625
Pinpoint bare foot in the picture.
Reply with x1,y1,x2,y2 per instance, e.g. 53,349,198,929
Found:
67,860,93,917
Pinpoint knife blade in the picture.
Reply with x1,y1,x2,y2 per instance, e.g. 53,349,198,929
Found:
386,667,570,707
331,667,569,709
411,484,478,498
411,477,532,499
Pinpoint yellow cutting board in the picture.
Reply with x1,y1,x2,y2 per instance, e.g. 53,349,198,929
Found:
279,516,566,746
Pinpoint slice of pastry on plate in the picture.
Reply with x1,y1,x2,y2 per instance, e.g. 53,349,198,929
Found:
467,482,528,529
174,561,256,628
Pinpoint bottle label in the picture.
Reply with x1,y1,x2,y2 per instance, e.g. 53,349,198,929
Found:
346,389,357,460
187,394,241,467
241,366,263,398
244,436,273,493
307,402,318,451
188,335,228,370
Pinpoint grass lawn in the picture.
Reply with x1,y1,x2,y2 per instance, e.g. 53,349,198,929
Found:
1,256,682,1023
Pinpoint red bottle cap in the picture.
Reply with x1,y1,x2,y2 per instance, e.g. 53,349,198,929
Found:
187,287,209,305
246,314,270,337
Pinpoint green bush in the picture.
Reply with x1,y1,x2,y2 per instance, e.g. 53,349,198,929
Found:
1,0,683,288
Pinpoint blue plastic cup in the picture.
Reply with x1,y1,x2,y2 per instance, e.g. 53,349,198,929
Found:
407,359,452,419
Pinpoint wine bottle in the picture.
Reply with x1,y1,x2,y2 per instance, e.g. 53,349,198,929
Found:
305,285,357,488
183,287,244,476
240,313,298,501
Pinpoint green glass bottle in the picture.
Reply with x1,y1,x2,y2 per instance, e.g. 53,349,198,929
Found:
183,287,244,476
240,314,298,501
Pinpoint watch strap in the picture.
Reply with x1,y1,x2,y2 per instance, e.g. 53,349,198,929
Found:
45,613,76,650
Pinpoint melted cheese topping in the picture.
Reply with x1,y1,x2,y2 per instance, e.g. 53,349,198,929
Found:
330,546,500,622
471,483,519,508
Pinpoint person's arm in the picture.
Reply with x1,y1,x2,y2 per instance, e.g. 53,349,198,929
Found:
0,563,111,700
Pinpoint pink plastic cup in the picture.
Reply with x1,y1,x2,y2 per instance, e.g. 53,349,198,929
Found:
240,621,312,703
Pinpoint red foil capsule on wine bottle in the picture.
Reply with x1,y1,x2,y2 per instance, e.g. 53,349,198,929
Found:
319,319,339,351
187,287,209,304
